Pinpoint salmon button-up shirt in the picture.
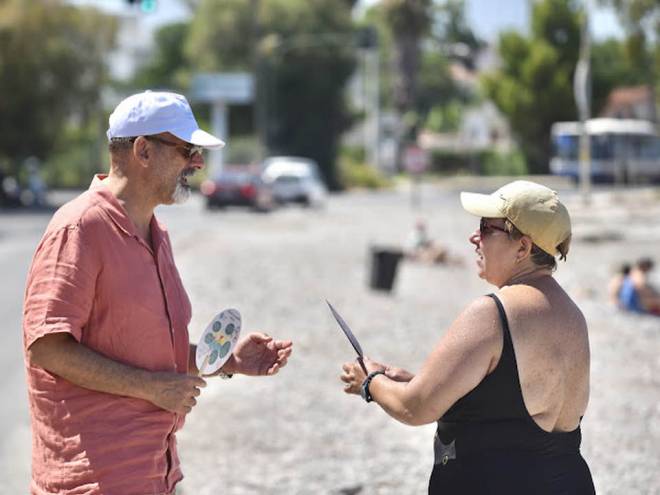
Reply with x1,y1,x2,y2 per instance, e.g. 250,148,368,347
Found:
23,176,192,495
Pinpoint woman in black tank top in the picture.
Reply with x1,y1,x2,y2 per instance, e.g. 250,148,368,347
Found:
340,181,595,494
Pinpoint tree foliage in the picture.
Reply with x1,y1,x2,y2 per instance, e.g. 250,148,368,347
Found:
184,0,356,189
591,38,652,115
186,0,256,72
0,0,116,172
482,0,581,173
598,0,659,89
431,0,482,56
133,22,190,91
381,0,432,127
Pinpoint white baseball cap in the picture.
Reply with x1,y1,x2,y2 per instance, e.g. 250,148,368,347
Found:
107,90,225,148
460,180,571,258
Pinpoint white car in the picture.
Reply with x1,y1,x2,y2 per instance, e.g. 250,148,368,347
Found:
261,157,327,207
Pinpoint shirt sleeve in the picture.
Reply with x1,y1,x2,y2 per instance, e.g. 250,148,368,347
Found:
23,224,99,350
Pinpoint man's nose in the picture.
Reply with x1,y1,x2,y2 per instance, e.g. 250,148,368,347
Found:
190,153,205,170
469,230,480,245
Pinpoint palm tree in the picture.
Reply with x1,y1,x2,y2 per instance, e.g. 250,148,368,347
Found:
382,0,432,142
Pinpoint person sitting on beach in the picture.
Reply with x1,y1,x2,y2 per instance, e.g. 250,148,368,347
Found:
619,257,660,316
340,180,595,494
404,219,452,265
608,262,631,307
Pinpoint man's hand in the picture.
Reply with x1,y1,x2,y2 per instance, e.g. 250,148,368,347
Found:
27,333,208,416
146,372,207,415
224,332,293,376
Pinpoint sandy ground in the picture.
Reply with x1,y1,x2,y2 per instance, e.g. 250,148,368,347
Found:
148,179,660,495
2,179,657,494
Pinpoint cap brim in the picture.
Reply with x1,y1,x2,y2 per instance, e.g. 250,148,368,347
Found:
460,191,506,218
171,128,225,149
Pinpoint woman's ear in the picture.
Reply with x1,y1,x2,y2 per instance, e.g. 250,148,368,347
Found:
517,235,533,261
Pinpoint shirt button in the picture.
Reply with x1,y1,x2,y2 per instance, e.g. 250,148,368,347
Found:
442,455,449,465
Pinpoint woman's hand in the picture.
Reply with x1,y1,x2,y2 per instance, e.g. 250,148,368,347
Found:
340,357,386,395
383,366,415,383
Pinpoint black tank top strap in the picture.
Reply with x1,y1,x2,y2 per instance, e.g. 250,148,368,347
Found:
486,293,513,349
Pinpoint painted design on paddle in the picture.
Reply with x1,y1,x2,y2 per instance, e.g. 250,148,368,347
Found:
196,309,241,376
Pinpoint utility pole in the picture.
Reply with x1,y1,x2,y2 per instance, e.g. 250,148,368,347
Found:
574,5,592,205
251,0,266,161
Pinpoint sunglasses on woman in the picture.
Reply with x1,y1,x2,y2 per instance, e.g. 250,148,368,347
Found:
479,218,509,237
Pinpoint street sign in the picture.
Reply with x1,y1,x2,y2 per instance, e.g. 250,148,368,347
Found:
190,73,254,104
403,145,429,174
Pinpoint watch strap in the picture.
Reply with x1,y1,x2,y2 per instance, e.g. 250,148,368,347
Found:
361,370,385,403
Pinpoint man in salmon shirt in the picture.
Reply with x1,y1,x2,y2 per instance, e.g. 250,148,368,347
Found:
22,91,293,495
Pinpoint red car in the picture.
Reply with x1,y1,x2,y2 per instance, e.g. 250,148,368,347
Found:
200,166,275,212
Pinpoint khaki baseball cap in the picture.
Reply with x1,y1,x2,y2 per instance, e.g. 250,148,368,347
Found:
460,180,571,258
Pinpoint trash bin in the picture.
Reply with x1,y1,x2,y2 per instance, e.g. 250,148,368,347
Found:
369,247,403,292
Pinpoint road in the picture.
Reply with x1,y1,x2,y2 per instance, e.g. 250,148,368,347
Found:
1,180,658,494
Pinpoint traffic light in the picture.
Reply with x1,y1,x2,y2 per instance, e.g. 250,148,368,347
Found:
125,0,157,13
140,0,157,13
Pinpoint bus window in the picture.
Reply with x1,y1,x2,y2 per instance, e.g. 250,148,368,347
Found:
591,134,613,160
635,135,660,159
553,134,578,159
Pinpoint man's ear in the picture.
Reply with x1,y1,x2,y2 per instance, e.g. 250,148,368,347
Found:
133,137,150,165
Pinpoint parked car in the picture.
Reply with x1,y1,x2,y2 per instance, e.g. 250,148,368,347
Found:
200,165,275,212
261,156,327,207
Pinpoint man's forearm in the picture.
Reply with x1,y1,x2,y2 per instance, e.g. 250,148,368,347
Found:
28,332,154,402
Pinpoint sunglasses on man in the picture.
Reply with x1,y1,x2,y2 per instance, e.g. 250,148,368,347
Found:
144,135,204,159
129,135,204,159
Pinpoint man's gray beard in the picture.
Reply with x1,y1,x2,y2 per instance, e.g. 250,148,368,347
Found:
172,181,191,204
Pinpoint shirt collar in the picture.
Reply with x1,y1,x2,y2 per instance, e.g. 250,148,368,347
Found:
88,174,168,249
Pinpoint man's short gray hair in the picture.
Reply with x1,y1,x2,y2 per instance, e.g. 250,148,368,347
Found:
108,137,136,154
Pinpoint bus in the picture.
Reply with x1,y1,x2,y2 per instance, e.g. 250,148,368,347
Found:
550,118,660,183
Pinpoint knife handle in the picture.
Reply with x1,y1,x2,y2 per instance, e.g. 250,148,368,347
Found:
357,356,368,375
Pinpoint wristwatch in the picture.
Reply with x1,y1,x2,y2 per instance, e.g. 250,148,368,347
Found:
360,370,385,403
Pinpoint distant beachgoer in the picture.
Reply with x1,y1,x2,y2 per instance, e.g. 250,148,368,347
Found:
341,181,595,494
608,262,631,307
404,219,449,264
619,257,660,316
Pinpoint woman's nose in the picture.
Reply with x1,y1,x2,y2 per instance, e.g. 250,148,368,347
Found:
469,230,480,246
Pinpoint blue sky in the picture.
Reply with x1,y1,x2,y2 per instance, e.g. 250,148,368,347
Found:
70,0,625,41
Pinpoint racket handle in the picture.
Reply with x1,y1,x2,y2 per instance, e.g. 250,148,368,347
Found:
198,354,209,377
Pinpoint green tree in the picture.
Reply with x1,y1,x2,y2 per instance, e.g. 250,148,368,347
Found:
598,0,659,98
133,22,190,91
381,0,433,141
366,1,478,141
481,0,581,173
420,0,481,130
431,0,482,60
186,0,256,72
187,0,356,189
0,0,116,174
591,37,652,115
